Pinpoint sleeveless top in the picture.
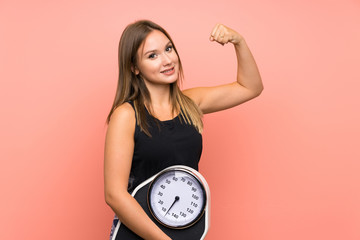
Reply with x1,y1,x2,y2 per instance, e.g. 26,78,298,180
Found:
109,102,203,239
127,101,203,193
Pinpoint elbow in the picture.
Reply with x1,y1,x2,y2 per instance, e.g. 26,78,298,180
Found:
105,192,115,207
250,84,263,99
104,190,125,208
255,85,264,97
255,78,264,96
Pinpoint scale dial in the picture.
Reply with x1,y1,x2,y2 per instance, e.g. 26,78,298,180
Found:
147,167,206,229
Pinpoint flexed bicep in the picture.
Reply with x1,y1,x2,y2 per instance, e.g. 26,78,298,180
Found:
183,82,256,114
183,23,263,114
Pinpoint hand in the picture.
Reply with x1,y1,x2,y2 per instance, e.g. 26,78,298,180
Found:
209,23,244,46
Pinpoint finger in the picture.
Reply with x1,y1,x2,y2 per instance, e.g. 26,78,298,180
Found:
222,36,230,44
210,24,220,41
214,26,224,41
210,23,220,37
214,31,222,42
219,30,226,41
214,37,225,46
216,25,228,41
216,33,231,46
216,31,227,43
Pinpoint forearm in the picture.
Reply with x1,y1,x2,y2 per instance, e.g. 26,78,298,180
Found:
234,39,263,95
106,192,171,240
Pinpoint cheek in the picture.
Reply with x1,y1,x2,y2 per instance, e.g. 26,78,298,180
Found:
173,53,179,62
139,61,155,73
171,55,179,66
140,63,160,78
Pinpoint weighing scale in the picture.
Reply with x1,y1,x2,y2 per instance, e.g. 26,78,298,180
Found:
111,165,211,240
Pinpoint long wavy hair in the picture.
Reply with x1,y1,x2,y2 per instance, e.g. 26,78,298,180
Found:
106,20,203,136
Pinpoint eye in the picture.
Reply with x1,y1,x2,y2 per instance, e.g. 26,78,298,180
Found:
166,45,173,52
148,53,157,59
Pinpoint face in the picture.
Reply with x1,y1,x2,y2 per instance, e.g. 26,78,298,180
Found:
134,30,179,88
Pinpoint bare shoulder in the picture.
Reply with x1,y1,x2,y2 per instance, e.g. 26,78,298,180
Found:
182,87,204,106
107,102,136,134
110,102,135,121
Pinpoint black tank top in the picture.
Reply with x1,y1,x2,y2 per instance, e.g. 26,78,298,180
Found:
127,101,203,192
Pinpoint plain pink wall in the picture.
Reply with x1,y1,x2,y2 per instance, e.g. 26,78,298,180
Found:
1,0,359,239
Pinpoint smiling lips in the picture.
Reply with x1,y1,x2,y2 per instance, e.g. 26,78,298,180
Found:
161,67,175,75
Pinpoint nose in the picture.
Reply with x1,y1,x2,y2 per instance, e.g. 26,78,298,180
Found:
161,52,172,66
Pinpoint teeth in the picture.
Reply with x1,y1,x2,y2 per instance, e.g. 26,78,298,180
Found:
162,67,173,73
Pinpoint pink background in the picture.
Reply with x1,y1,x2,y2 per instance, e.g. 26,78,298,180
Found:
1,0,360,239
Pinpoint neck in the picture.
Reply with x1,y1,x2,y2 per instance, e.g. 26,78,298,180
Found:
144,83,179,120
146,83,172,107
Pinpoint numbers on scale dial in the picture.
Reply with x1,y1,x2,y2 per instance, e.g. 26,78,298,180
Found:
150,170,205,228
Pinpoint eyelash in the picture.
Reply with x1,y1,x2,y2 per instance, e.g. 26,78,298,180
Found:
166,45,173,52
149,53,156,59
148,45,173,59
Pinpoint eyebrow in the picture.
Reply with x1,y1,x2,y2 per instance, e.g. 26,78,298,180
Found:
144,41,172,56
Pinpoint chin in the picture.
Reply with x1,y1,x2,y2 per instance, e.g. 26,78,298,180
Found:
170,74,179,84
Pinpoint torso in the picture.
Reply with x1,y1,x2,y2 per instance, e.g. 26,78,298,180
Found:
127,101,203,192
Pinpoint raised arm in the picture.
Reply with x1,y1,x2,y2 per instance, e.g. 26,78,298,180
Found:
104,103,171,240
183,23,263,114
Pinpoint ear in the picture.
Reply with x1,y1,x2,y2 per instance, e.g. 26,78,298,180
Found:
131,65,140,75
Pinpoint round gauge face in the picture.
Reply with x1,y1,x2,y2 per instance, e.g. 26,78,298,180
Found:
147,168,206,229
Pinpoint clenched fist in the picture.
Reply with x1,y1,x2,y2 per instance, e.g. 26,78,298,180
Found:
210,23,244,46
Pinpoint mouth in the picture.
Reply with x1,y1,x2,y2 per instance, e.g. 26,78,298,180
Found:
161,67,175,74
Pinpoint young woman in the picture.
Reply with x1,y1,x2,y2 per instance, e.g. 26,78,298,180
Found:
104,20,263,240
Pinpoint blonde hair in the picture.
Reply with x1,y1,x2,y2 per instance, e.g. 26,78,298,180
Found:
106,20,203,136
